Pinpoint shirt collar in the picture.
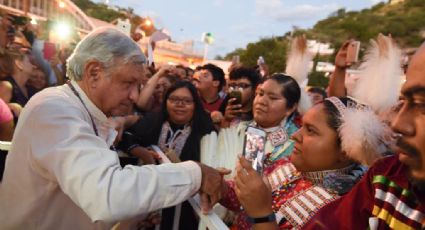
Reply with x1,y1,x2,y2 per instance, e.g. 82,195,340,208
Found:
70,80,108,123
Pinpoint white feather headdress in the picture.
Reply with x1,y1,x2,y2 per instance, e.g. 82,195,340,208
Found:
326,96,393,166
351,34,403,114
322,35,402,166
285,36,313,115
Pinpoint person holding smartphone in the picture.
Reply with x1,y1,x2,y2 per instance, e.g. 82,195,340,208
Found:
231,97,391,229
201,74,301,229
328,39,360,98
220,66,261,128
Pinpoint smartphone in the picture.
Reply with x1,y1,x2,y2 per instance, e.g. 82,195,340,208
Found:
43,42,57,61
228,89,242,105
243,126,267,174
346,41,360,63
232,55,240,65
257,56,265,65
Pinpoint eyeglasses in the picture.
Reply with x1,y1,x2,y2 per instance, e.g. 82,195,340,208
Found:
228,83,252,89
167,96,194,105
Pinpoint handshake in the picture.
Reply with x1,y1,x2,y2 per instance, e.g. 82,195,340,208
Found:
197,163,231,214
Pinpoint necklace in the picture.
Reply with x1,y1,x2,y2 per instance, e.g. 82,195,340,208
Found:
301,164,356,185
67,81,99,136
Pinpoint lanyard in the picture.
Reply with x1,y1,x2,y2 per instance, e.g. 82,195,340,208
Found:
66,81,99,137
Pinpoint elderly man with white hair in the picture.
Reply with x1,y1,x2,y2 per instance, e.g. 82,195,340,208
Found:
0,27,228,229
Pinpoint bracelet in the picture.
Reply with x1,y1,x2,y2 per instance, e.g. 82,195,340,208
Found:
246,213,276,224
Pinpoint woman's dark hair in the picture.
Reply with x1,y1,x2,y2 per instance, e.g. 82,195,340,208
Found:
322,97,356,144
162,81,215,136
120,81,214,162
229,66,261,90
265,73,301,109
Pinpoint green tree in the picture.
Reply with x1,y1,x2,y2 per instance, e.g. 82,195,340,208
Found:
223,38,288,74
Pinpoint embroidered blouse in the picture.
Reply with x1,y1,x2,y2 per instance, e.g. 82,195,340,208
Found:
220,158,366,229
204,117,299,176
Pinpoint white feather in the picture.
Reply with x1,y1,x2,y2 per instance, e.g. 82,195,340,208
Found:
298,90,312,115
285,36,313,114
352,35,403,114
285,37,312,84
339,107,389,166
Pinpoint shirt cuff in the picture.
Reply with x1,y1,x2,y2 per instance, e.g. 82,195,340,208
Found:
177,160,202,194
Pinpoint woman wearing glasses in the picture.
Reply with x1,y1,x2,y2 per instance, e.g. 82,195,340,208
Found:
119,80,215,229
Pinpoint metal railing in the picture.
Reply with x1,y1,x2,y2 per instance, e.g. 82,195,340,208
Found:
150,145,228,230
0,141,11,151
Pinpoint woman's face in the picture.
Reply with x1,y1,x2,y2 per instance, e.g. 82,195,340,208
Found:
253,79,294,128
28,70,47,90
290,104,350,172
166,87,195,125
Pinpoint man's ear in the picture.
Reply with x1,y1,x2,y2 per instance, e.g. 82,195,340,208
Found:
83,60,103,88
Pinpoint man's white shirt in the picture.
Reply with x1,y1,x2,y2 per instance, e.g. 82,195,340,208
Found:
0,82,201,229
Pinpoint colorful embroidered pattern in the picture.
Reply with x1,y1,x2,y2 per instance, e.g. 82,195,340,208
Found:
268,127,289,147
268,163,299,191
372,175,425,230
277,186,339,229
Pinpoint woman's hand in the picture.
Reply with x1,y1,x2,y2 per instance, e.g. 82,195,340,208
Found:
328,40,354,97
335,40,354,69
108,116,126,146
153,65,174,78
234,156,273,218
130,147,161,165
136,211,161,228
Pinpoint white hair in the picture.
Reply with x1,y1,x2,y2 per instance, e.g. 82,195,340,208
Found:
67,27,146,81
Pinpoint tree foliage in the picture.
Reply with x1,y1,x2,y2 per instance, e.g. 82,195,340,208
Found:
71,0,122,22
223,0,425,76
71,0,156,35
224,37,289,74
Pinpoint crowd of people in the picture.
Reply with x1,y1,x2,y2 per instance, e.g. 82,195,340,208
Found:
0,10,424,230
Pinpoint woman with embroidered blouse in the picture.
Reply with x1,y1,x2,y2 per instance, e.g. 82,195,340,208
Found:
201,73,301,174
219,97,393,229
119,81,215,230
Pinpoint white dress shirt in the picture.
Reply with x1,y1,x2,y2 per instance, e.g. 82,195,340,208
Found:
0,81,201,229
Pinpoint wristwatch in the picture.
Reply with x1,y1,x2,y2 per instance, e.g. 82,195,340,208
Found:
247,213,276,224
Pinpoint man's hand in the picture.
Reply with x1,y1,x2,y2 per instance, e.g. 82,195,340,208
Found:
224,98,242,122
210,111,224,124
198,164,231,214
235,156,273,218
